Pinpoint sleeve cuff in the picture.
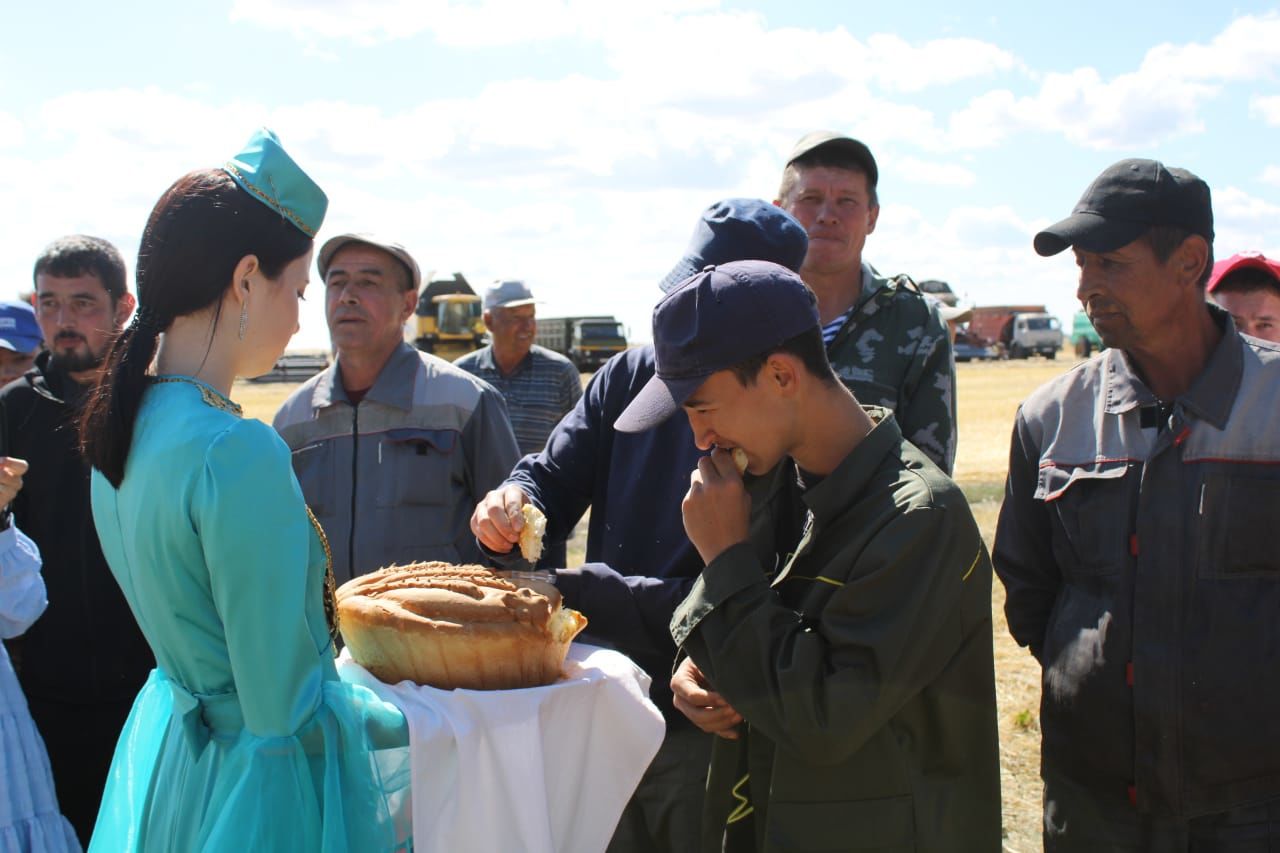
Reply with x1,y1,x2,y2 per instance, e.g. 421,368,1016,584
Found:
551,567,581,607
669,541,764,648
477,537,526,569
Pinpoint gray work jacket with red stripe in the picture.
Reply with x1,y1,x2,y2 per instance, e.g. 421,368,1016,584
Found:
994,305,1280,820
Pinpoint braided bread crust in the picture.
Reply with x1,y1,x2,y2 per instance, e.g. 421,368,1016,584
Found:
337,562,586,690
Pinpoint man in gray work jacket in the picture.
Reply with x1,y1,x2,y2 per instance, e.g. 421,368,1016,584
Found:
274,234,518,584
994,159,1280,850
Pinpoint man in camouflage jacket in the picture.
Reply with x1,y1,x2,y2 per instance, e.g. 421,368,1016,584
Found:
776,131,955,472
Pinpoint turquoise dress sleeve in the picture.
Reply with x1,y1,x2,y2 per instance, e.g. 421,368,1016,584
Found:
89,388,411,853
197,419,338,735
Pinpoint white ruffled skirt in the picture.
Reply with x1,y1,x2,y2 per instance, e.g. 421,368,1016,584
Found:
0,645,80,853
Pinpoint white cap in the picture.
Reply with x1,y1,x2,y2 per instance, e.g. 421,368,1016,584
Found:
484,280,537,310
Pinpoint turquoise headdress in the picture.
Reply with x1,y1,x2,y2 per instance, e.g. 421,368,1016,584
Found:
223,128,327,237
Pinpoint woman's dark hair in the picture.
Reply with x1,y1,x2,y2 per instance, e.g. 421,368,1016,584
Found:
82,168,313,486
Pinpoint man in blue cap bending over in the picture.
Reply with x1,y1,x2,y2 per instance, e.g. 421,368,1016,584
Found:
471,199,809,853
614,260,1001,852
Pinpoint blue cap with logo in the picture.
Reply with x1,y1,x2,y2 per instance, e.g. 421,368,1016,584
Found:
658,199,809,293
223,128,328,237
0,301,42,354
615,260,820,433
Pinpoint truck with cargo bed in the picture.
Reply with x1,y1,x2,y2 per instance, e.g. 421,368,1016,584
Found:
534,316,627,370
967,305,1064,359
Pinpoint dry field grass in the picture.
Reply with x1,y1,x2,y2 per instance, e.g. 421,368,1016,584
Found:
235,355,1077,851
952,358,1071,853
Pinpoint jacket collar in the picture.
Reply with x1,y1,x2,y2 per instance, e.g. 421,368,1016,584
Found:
800,406,900,524
1102,349,1157,415
471,345,497,372
853,262,887,311
310,341,420,412
472,344,532,376
1103,304,1240,429
1178,305,1240,430
26,350,73,406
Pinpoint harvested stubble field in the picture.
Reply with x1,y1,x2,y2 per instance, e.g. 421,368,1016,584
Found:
236,355,1074,852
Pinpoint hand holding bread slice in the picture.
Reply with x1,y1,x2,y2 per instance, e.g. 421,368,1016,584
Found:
519,503,547,563
470,485,551,560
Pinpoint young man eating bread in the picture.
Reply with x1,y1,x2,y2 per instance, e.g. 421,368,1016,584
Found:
614,260,1002,852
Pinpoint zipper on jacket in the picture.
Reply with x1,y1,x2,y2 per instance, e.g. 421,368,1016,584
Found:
82,489,97,694
349,403,359,578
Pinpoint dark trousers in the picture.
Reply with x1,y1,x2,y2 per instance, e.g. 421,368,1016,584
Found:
26,694,135,846
1045,767,1280,852
607,726,714,853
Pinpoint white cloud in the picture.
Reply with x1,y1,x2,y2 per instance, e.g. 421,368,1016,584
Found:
0,113,22,149
0,84,736,349
945,89,1022,149
232,0,1023,101
229,0,720,48
1210,186,1280,262
1251,94,1280,125
864,34,1021,92
896,157,977,188
1139,13,1280,83
946,13,1280,150
941,205,1037,249
7,10,1280,354
946,66,1215,150
1215,186,1280,229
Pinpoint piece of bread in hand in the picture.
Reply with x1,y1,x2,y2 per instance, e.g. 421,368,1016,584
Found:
519,503,547,563
731,447,749,475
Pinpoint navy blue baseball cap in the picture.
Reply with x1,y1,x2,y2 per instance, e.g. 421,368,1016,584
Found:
615,260,820,433
658,199,808,292
0,300,42,354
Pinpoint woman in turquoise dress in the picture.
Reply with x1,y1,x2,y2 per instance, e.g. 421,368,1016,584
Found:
80,130,412,851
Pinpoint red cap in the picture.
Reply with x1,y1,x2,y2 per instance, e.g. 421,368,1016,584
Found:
1208,252,1280,293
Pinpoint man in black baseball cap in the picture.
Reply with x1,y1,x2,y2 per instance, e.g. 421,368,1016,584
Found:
775,130,957,473
617,260,1001,852
996,159,1280,849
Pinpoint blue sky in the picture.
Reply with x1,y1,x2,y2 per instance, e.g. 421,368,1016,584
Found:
3,0,1278,349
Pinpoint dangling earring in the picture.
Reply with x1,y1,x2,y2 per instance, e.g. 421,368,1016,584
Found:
238,280,249,340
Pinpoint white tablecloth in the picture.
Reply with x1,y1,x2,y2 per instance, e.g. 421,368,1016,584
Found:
337,643,665,853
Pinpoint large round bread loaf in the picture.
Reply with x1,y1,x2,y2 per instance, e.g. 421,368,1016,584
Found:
336,562,587,690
